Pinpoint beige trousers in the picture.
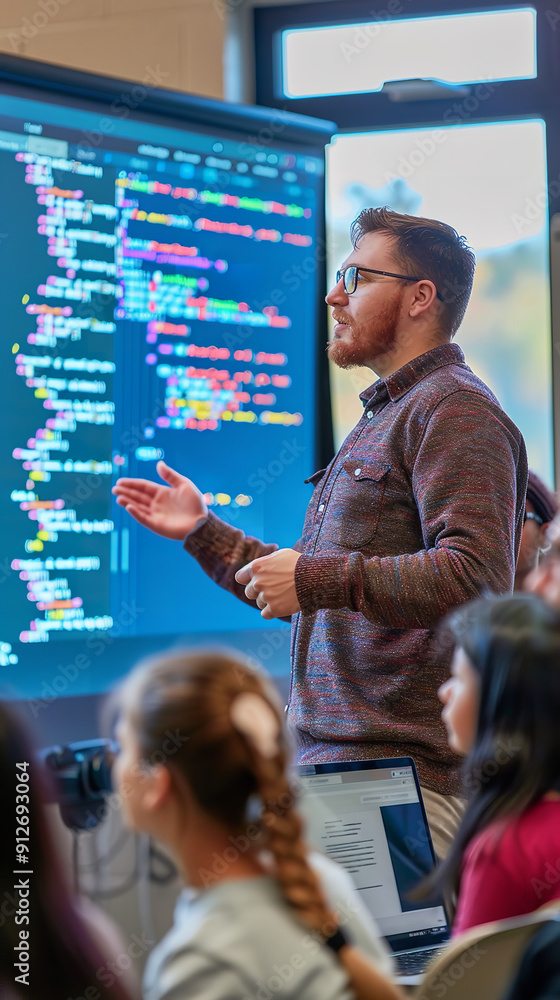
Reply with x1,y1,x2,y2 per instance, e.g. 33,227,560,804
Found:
420,785,467,860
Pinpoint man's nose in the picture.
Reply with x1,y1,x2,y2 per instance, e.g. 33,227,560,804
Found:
325,276,348,306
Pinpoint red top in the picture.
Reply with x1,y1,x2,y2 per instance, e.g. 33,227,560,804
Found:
453,799,560,935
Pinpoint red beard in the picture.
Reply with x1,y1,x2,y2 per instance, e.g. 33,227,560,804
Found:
327,292,403,370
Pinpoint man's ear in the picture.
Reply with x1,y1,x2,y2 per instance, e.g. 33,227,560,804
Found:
408,279,439,319
142,764,173,812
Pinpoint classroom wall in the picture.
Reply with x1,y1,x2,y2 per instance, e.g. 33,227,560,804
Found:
0,0,225,100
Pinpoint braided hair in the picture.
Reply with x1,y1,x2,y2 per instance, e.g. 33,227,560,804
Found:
117,649,337,937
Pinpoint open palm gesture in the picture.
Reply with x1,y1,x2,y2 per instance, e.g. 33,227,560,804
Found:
112,461,208,540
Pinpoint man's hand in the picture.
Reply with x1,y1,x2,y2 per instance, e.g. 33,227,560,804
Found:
235,549,301,619
111,461,208,540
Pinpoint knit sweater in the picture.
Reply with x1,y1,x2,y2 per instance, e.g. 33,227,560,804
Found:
184,344,528,795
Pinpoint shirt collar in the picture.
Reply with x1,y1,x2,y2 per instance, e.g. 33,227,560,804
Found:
360,343,465,407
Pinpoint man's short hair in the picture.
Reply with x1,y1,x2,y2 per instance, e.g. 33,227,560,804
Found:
350,206,476,337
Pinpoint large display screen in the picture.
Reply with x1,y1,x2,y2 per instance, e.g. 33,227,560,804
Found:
0,66,331,702
327,119,554,488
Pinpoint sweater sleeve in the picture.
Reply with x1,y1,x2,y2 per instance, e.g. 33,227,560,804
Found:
183,510,283,609
294,390,526,629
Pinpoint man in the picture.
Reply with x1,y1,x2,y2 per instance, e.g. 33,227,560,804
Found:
113,208,527,857
514,470,557,590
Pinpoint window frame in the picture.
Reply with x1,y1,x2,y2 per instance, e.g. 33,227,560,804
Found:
254,0,559,128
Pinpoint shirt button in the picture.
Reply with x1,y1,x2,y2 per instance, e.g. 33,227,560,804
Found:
354,468,361,476
318,503,325,512
367,410,373,419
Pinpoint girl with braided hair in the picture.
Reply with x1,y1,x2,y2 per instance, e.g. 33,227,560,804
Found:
111,649,402,1000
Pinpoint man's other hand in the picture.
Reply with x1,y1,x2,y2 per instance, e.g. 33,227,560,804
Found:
111,461,208,540
235,549,301,619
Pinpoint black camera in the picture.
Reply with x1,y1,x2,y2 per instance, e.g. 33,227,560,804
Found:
42,739,116,831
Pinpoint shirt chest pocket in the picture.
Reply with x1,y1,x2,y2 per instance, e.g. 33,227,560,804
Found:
318,458,391,550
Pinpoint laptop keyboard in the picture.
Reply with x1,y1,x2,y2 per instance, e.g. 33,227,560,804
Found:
394,946,446,975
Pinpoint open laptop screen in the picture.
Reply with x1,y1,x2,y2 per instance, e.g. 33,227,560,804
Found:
296,757,449,953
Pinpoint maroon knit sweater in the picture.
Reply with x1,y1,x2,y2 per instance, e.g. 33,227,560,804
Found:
184,344,528,795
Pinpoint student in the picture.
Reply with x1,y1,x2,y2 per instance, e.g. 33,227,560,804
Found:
434,594,560,934
0,700,137,1000
526,507,560,606
111,649,403,1000
514,470,557,591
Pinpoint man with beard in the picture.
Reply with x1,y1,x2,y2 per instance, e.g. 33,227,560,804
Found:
112,208,527,857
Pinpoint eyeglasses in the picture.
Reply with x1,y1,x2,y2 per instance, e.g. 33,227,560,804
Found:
336,265,444,301
524,511,544,526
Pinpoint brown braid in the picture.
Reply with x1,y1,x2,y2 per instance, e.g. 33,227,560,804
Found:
117,648,338,938
248,748,338,938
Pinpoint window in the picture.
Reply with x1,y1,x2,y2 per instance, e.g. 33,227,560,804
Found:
327,120,553,484
283,8,536,99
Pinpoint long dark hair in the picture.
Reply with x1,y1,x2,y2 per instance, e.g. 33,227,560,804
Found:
0,700,133,1000
432,593,560,903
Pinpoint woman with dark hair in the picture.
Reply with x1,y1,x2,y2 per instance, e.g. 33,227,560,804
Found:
111,648,403,1000
433,593,560,933
0,700,136,1000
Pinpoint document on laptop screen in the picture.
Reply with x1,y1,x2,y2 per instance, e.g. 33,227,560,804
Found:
297,766,447,938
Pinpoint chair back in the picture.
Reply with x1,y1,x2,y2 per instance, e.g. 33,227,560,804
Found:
415,901,560,1000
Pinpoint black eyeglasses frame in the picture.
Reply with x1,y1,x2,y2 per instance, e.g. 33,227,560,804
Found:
336,265,444,302
524,511,544,526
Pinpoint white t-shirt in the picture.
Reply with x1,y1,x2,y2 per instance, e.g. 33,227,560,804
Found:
143,853,392,1000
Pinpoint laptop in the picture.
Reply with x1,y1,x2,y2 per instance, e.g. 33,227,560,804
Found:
296,757,450,978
